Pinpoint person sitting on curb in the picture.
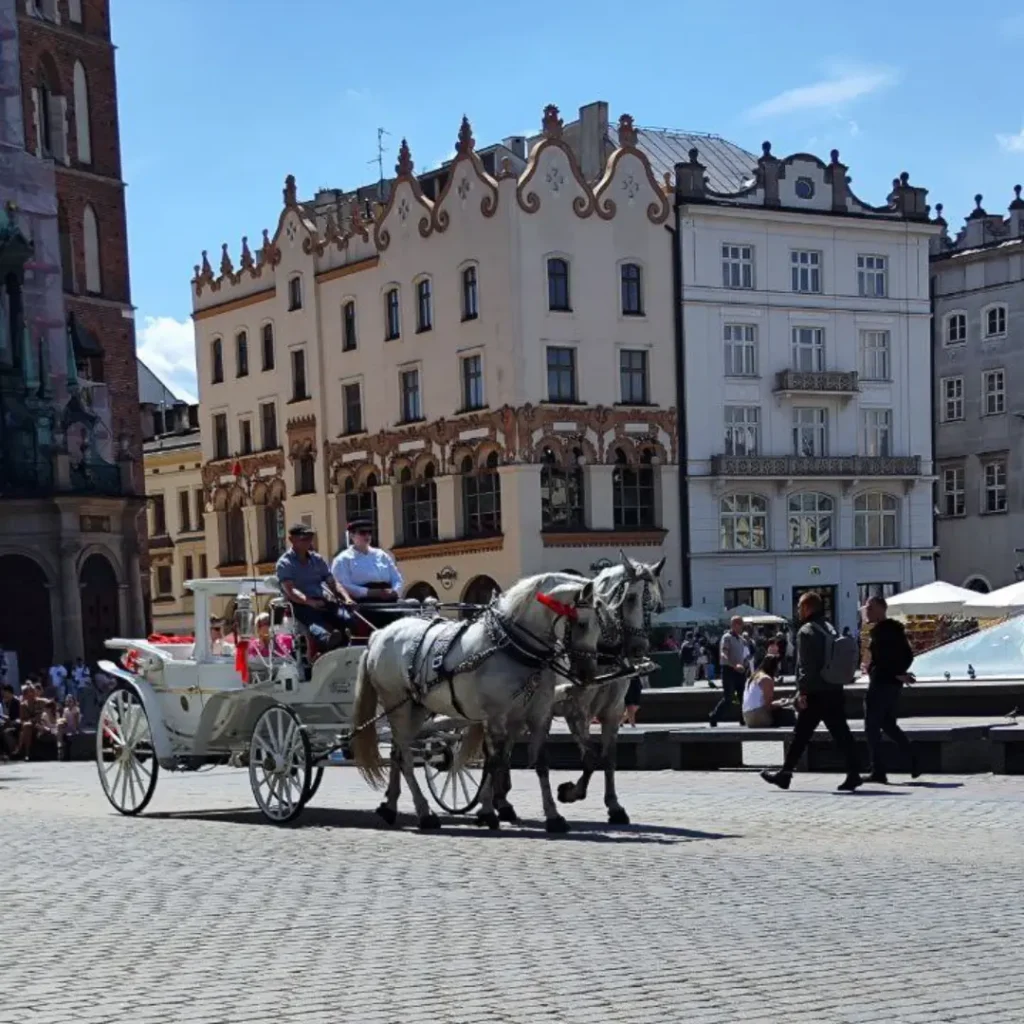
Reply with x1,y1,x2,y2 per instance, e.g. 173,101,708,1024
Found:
742,654,797,728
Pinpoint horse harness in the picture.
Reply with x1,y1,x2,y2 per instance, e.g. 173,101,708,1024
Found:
594,574,656,664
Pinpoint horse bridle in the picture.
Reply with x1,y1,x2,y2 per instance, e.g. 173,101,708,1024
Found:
595,573,658,658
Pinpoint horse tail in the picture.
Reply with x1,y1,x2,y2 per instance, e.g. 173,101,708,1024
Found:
454,722,485,772
350,649,387,788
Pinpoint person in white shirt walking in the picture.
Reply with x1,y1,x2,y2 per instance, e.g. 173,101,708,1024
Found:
330,519,405,630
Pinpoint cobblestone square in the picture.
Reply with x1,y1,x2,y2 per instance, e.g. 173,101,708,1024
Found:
1,762,1019,1024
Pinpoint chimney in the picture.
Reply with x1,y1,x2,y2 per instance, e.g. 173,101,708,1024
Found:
502,136,526,160
577,101,609,182
675,149,707,201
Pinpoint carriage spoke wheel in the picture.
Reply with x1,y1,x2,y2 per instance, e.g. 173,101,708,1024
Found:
422,731,484,815
96,686,159,816
248,706,311,825
304,766,325,804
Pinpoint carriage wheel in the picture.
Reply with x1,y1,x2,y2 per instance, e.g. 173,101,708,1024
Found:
248,706,311,825
96,685,159,816
422,730,484,815
304,766,325,804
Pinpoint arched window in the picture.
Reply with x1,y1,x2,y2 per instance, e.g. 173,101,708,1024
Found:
34,54,65,161
719,493,768,550
384,287,400,340
406,581,439,603
540,446,584,529
415,277,433,332
83,204,101,294
787,491,834,549
57,203,74,293
612,448,655,528
944,311,966,347
983,304,1007,339
547,257,570,311
224,506,246,565
261,323,274,370
462,265,479,320
235,330,248,377
620,262,643,316
342,300,357,351
462,451,501,536
210,338,224,384
344,473,378,536
260,501,286,562
288,275,302,311
72,60,91,165
401,464,438,543
294,453,316,495
853,492,899,548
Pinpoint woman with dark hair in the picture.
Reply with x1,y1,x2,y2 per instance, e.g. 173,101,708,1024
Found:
741,654,796,727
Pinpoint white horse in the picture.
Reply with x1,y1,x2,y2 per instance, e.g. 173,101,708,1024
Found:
349,571,604,832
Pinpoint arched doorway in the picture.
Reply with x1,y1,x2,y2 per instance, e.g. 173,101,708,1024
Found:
964,576,990,594
462,574,501,606
405,581,439,603
80,553,120,664
0,554,52,677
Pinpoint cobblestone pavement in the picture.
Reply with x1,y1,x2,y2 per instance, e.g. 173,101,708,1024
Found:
1,763,1021,1024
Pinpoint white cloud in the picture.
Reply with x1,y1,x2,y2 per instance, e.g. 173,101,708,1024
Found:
848,119,860,138
997,126,1024,153
136,314,197,404
746,66,896,119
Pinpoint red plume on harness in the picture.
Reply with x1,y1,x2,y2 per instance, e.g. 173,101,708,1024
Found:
234,638,250,684
536,592,578,620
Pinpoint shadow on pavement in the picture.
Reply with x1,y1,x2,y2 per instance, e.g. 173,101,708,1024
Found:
901,781,964,789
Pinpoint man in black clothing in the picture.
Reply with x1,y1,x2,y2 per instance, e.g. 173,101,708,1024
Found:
761,591,863,792
863,596,919,783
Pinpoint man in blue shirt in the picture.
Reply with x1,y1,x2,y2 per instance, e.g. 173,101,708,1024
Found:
275,523,353,649
331,518,405,629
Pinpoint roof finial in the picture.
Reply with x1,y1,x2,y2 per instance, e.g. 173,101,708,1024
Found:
219,243,234,278
830,148,840,164
761,140,772,157
1011,185,1024,211
200,250,213,278
617,113,637,148
975,193,984,209
934,203,946,226
900,171,910,186
542,104,563,138
456,115,475,156
688,147,700,164
239,235,254,271
395,138,414,177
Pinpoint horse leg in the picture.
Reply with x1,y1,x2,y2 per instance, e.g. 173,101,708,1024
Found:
493,733,519,823
474,730,504,830
375,759,402,826
557,706,597,805
528,718,568,833
599,713,629,826
389,703,439,830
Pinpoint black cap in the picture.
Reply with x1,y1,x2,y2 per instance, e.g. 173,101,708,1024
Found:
288,522,314,537
347,519,373,533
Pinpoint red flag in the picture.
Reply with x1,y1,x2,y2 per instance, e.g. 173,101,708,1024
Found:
235,638,249,684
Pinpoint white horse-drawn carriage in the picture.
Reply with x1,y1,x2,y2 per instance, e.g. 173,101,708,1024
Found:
95,577,484,824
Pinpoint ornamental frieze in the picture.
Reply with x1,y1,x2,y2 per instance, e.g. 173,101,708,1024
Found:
710,454,922,477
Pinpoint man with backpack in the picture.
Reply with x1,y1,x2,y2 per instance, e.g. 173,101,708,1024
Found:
761,591,863,792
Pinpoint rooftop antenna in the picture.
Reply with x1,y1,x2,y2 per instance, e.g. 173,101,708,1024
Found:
369,127,390,202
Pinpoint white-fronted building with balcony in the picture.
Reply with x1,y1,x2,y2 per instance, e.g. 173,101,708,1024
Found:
673,145,940,631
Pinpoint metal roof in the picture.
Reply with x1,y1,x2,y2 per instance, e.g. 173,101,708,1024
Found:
630,126,758,194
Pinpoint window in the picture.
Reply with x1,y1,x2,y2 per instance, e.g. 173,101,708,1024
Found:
342,300,357,351
260,402,277,449
983,461,1007,513
151,494,167,536
724,324,757,377
401,464,438,543
724,587,771,612
861,408,892,457
540,447,584,529
213,413,229,460
619,349,648,404
199,553,208,577
343,382,363,434
612,449,655,528
58,204,74,293
941,376,964,421
261,323,275,371
547,257,570,311
941,467,965,517
791,326,824,372
722,244,754,289
724,406,760,456
546,346,577,402
288,276,302,311
385,287,401,340
155,565,173,597
235,331,249,377
621,263,643,315
945,312,967,346
224,507,246,564
858,582,899,605
790,250,821,293
461,354,484,410
291,349,308,401
793,407,828,457
719,493,768,550
983,369,1006,415
857,254,887,297
211,338,224,384
83,204,101,294
860,330,890,380
178,491,192,534
294,454,316,495
68,0,82,22
239,418,253,455
462,265,479,320
984,305,1007,338
344,474,378,537
400,368,422,422
788,492,834,549
194,489,205,532
261,504,286,562
853,492,899,548
34,62,66,162
462,452,502,536
414,278,432,332
183,555,194,584
72,60,91,165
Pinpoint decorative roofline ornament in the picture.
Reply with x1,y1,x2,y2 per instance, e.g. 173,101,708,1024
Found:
283,174,297,207
617,113,637,148
456,115,475,156
219,243,234,279
396,138,414,178
541,104,563,138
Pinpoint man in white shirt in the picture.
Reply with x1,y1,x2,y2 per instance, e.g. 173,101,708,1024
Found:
71,659,91,695
331,519,404,629
48,663,68,702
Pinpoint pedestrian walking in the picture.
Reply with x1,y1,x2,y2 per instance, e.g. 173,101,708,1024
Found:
862,596,920,783
680,633,697,687
761,591,863,791
709,616,747,726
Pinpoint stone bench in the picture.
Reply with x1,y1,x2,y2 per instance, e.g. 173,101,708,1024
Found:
988,725,1024,774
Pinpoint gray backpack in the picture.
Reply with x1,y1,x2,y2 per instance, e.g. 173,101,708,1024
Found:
812,621,859,686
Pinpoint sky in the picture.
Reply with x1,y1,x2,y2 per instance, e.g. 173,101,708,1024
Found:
116,0,1024,403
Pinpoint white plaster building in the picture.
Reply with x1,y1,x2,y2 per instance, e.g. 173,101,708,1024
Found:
673,145,939,631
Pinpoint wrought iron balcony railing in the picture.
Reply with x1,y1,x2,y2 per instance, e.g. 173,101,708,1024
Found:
774,369,860,395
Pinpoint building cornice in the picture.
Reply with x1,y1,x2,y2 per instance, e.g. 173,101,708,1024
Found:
679,202,940,236
192,286,276,322
392,535,505,562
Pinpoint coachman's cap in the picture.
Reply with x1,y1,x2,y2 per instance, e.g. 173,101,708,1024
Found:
347,519,373,533
288,522,314,537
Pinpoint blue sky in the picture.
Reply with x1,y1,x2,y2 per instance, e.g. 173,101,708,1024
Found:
117,0,1024,402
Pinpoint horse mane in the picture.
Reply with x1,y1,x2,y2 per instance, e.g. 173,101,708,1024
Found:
499,572,585,623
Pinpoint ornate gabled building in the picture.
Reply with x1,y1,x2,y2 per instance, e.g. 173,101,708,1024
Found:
191,105,692,605
930,189,1024,593
674,144,939,631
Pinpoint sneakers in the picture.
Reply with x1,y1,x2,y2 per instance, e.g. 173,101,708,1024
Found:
837,774,863,792
761,769,791,790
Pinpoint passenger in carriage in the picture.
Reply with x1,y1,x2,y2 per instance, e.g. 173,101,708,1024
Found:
247,613,295,659
275,522,354,650
330,518,406,631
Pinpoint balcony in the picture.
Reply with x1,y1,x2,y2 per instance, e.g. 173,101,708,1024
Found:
710,454,921,479
774,369,859,398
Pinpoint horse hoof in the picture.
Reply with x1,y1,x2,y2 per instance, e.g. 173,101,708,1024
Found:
418,812,442,831
546,815,570,834
376,803,397,826
475,811,500,830
497,804,518,824
608,807,631,826
556,782,577,804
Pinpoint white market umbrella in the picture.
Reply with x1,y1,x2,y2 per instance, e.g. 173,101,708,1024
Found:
725,604,788,626
653,605,722,626
884,580,977,617
961,580,1024,618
